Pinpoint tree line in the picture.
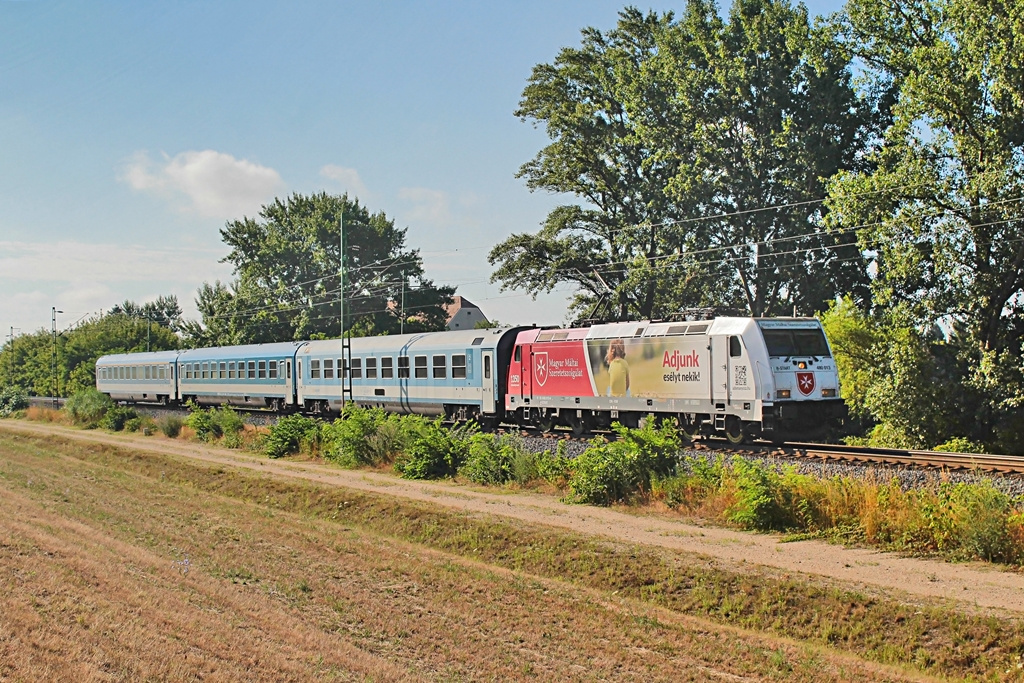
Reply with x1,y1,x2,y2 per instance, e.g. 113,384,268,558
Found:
3,0,1023,453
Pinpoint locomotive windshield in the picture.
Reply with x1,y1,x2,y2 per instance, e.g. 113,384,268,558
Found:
760,328,831,358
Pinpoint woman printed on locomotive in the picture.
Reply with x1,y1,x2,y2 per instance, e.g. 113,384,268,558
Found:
605,339,630,397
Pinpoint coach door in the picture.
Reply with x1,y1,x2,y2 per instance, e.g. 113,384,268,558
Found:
710,335,730,405
481,351,495,413
296,359,304,405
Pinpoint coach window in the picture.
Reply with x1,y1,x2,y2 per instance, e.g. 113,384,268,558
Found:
414,356,428,379
382,357,394,379
398,356,410,378
144,366,150,380
132,366,138,380
158,366,165,380
323,359,334,380
365,357,377,379
201,362,209,379
484,355,491,379
452,354,467,379
247,361,256,379
432,355,446,379
218,362,226,379
729,336,742,357
351,358,362,379
120,366,126,380
227,361,235,379
256,360,265,379
311,359,321,379
269,361,278,379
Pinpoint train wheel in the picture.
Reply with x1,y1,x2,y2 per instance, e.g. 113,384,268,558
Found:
536,415,555,433
724,416,747,445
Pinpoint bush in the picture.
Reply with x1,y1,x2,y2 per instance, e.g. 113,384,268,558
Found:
724,459,788,531
264,414,321,458
459,434,517,485
211,406,245,437
322,405,388,466
0,386,29,417
534,440,574,487
566,420,680,505
395,419,475,479
157,414,183,438
64,388,113,427
933,436,987,454
184,402,219,442
124,416,144,433
101,405,138,431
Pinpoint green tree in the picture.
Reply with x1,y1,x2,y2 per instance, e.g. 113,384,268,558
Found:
183,193,454,345
489,2,874,321
825,0,1024,451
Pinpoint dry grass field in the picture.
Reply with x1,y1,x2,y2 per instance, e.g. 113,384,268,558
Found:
0,426,1019,681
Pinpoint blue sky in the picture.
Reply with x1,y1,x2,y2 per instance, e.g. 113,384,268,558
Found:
0,0,843,339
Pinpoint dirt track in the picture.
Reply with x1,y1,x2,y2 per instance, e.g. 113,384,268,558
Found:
5,419,1024,616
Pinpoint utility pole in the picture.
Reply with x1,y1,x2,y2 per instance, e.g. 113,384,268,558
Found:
400,270,405,335
340,213,351,405
51,307,63,408
6,326,18,387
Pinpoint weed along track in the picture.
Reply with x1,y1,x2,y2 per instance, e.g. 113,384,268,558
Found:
2,422,1024,681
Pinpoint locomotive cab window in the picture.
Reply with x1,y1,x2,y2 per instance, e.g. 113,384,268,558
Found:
729,336,742,357
414,356,428,379
432,355,446,379
452,354,466,379
761,328,831,358
514,347,521,362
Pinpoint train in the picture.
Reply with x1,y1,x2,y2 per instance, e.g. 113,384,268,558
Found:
95,316,845,443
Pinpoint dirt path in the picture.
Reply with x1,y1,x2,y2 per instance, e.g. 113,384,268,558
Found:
5,420,1024,617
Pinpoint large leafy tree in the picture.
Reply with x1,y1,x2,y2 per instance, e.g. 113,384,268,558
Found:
490,1,875,321
824,0,1024,451
183,193,453,346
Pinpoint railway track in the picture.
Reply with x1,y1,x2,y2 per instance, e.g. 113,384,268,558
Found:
29,397,1024,474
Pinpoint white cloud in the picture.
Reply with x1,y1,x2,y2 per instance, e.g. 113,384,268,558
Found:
320,164,369,199
120,149,283,218
397,186,452,226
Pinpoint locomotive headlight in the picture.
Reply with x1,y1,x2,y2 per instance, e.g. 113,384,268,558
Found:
778,389,791,398
821,388,836,397
797,361,807,369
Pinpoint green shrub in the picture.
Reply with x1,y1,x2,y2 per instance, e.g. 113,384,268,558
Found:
933,436,987,454
157,414,183,438
0,386,29,417
395,419,475,479
64,388,113,427
322,405,392,467
725,459,788,531
566,420,680,505
101,405,138,431
459,434,516,485
534,440,573,486
184,403,219,442
211,406,245,436
123,416,144,433
264,414,321,458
